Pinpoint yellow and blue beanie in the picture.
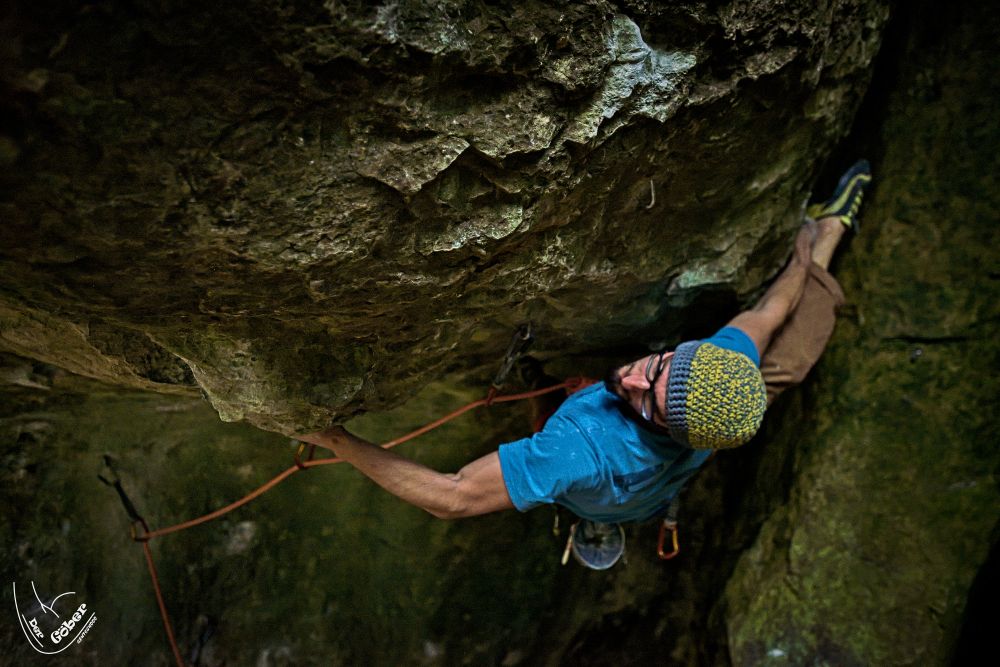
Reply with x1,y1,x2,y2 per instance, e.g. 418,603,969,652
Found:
665,341,766,449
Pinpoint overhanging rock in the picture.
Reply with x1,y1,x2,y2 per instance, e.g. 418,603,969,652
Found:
0,1,890,433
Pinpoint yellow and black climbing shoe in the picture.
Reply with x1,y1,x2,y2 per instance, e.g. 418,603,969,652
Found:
807,159,872,232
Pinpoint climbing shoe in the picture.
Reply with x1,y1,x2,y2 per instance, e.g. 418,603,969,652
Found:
807,159,872,231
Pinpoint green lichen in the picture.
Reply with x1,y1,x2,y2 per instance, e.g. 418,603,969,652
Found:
724,3,1000,662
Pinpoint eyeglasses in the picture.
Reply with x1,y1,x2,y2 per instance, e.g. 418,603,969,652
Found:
640,351,673,422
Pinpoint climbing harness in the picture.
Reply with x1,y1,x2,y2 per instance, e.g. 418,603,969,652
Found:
103,373,586,667
554,495,683,571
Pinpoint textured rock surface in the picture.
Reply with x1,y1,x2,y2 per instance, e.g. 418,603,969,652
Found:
1,0,888,433
0,364,565,665
723,2,1000,664
6,1,997,666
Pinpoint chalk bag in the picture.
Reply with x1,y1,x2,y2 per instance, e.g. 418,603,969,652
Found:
570,520,625,570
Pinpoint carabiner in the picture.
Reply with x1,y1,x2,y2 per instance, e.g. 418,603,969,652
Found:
491,323,534,390
294,443,317,470
130,517,151,543
561,522,577,566
657,519,679,560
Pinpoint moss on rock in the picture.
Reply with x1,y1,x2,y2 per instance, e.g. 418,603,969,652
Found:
724,2,1000,663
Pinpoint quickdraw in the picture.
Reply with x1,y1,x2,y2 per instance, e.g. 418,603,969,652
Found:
491,323,533,392
102,374,578,667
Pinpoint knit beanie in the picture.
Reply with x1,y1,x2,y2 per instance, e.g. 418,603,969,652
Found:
664,341,766,449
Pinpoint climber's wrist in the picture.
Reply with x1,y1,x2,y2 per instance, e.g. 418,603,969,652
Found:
295,424,351,450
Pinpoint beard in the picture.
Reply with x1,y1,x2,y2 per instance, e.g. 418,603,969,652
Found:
602,365,623,396
603,364,672,435
602,365,643,421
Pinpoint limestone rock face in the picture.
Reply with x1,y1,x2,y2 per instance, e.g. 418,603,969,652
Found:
3,3,998,666
1,0,888,433
722,3,1000,664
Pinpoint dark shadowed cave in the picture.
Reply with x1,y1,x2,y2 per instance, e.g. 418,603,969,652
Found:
1,1,997,665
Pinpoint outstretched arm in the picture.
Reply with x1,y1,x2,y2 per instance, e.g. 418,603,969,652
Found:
726,224,814,357
298,426,514,520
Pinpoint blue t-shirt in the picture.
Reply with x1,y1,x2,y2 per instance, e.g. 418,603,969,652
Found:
498,326,760,523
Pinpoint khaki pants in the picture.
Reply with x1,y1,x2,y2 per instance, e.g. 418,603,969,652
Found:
531,262,844,428
760,262,845,405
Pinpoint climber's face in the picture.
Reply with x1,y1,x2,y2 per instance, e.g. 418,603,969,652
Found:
605,351,674,426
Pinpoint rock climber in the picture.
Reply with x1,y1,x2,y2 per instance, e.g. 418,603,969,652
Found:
298,161,872,524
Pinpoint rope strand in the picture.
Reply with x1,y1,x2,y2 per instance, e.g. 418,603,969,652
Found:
130,379,582,664
142,541,185,667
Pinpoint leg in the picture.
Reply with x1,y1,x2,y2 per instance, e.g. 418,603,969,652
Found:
761,218,846,404
810,216,847,270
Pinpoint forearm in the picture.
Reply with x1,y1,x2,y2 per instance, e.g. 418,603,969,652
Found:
324,430,464,518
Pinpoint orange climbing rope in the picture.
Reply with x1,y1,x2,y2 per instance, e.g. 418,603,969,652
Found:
119,379,587,667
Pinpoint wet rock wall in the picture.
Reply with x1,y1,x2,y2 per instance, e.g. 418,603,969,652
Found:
6,1,997,666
